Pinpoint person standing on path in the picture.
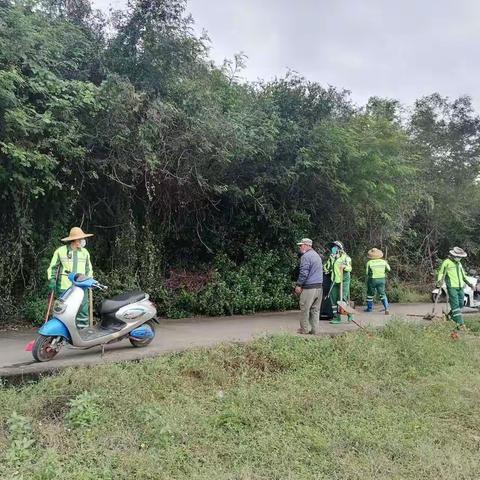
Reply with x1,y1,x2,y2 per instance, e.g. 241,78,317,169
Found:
294,238,323,334
365,248,391,314
326,241,353,324
437,247,473,331
47,227,94,329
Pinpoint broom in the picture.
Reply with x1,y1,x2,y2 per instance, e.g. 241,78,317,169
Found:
25,264,61,352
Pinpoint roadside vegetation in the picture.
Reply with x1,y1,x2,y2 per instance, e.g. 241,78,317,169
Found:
2,0,480,326
2,320,480,479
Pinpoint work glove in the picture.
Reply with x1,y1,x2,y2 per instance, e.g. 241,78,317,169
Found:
48,278,56,292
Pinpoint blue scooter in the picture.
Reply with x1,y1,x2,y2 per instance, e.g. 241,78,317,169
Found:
32,273,158,362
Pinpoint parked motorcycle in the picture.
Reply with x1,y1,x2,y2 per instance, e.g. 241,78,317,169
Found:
32,272,158,362
431,269,480,308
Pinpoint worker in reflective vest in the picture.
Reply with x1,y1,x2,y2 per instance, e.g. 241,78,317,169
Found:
365,248,390,314
47,227,94,328
437,246,474,330
326,241,353,324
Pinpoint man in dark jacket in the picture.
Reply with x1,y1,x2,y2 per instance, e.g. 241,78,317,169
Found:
295,238,323,334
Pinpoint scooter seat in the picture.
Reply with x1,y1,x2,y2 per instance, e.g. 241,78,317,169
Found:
100,290,146,314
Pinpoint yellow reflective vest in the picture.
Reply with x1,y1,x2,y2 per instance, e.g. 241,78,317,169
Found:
47,245,93,291
437,258,467,289
366,259,390,279
326,253,352,284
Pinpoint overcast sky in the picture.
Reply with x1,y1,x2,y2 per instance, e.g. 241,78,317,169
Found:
93,0,480,110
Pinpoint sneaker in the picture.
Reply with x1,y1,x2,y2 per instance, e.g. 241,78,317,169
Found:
384,309,390,315
297,328,310,334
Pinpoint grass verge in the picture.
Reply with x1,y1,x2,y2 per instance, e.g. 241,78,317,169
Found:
2,320,480,479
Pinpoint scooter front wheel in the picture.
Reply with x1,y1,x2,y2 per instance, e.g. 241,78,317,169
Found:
32,335,62,362
129,321,155,348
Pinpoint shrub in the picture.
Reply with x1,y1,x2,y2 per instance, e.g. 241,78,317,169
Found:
65,391,101,429
4,412,35,466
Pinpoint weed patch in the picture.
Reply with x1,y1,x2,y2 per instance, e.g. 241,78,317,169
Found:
2,321,480,479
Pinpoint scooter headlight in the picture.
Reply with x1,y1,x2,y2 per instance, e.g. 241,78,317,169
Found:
52,300,67,315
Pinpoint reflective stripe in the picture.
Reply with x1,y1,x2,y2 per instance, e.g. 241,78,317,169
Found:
366,259,390,279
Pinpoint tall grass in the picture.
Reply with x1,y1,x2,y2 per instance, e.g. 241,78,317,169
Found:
2,320,480,479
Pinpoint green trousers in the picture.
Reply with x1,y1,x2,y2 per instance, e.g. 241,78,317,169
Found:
447,286,464,327
366,278,387,302
57,289,89,329
331,274,352,321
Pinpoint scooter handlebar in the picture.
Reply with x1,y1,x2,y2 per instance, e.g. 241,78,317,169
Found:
94,282,108,291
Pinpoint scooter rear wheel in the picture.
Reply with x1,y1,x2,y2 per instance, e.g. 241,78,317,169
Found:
32,335,61,362
129,321,155,348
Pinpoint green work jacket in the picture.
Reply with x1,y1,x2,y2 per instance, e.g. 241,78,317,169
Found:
437,258,467,289
326,253,352,284
47,245,93,291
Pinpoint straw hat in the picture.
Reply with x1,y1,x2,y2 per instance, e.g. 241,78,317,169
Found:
367,248,383,259
449,246,467,258
61,227,94,242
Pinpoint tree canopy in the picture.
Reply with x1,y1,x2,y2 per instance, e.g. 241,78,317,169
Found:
1,0,480,322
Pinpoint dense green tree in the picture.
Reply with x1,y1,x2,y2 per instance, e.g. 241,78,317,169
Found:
1,0,480,323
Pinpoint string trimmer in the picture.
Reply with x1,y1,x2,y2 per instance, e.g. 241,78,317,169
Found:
407,275,447,321
423,285,442,320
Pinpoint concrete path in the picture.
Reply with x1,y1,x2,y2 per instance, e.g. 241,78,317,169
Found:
0,303,449,378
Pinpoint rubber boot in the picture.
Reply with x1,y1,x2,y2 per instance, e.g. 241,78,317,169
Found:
364,300,373,312
382,298,390,315
330,315,342,324
347,314,353,322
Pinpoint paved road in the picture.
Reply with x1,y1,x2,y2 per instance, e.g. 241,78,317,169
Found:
0,303,447,378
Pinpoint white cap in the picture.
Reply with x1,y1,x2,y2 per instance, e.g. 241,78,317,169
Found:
297,238,313,246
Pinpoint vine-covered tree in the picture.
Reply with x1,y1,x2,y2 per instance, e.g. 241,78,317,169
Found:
1,0,480,323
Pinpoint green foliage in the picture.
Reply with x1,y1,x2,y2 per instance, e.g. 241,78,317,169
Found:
4,412,35,466
161,250,297,318
387,281,430,304
2,322,480,478
1,0,480,325
20,294,48,325
135,405,175,449
349,275,365,304
65,391,101,429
